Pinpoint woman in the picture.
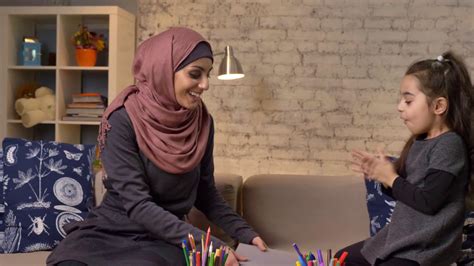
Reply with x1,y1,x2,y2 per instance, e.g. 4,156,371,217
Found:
47,27,266,266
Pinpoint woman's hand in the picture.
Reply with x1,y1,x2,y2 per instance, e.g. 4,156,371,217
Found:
225,248,247,266
224,237,266,265
251,236,267,251
351,149,398,188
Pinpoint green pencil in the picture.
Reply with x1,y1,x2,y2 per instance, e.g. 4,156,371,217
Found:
209,251,214,266
182,242,190,266
222,252,229,265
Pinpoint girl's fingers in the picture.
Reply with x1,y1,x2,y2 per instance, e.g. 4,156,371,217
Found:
351,166,365,174
351,150,368,161
350,159,364,169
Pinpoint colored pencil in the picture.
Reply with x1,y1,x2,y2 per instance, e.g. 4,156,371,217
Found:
182,242,190,266
338,251,348,265
292,243,308,266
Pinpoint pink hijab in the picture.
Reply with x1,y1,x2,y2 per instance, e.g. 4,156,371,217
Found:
98,27,211,174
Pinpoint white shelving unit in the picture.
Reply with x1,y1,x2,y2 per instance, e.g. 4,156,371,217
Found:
0,6,135,144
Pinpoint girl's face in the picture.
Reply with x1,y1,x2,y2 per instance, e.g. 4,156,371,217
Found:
174,58,213,110
397,75,437,137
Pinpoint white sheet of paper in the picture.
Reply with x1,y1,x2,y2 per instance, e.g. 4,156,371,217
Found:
235,243,296,265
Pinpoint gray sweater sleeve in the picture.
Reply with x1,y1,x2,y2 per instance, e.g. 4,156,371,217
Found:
100,108,227,248
194,118,259,244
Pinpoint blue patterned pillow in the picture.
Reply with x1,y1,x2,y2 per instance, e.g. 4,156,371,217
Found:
457,211,474,265
1,138,95,253
0,149,4,253
365,179,396,236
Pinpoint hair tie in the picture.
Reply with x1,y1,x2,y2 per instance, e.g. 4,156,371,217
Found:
436,55,444,62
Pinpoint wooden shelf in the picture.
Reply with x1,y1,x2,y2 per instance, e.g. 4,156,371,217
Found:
8,66,56,70
7,119,55,124
0,6,136,144
58,120,101,125
59,66,109,71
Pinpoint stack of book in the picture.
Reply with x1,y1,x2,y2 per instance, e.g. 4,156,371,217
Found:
63,93,107,122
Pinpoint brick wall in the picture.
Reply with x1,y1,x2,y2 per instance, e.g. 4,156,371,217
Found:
137,0,474,178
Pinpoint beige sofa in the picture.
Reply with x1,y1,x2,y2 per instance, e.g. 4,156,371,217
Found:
1,173,369,265
242,174,369,253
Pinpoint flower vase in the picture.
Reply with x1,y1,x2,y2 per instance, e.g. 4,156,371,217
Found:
75,48,97,66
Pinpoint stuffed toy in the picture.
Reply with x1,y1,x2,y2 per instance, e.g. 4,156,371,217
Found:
14,86,55,128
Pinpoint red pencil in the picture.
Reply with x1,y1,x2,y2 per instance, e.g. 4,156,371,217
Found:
205,226,211,251
196,251,201,266
339,251,349,265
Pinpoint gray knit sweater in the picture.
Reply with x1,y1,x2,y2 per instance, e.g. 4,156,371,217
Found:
361,132,468,266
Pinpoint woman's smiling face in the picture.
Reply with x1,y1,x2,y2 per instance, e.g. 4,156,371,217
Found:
174,58,213,110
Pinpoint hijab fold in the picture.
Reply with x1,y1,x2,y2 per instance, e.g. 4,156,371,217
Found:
98,27,211,174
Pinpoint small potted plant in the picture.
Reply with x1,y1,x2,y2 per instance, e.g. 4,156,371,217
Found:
72,25,105,66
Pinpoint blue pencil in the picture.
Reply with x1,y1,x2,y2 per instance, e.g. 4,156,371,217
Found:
292,243,307,266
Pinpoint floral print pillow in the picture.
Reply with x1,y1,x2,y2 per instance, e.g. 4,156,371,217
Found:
0,149,4,253
365,178,396,236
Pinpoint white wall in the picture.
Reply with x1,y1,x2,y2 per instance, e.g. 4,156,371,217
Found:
137,0,474,178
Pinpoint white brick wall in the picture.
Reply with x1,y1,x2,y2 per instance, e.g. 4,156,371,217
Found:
137,0,474,178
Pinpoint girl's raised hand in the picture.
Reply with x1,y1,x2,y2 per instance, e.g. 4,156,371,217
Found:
351,149,375,175
367,149,398,187
351,149,398,187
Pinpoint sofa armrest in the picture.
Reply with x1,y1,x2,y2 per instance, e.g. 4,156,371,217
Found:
186,173,243,248
0,251,50,266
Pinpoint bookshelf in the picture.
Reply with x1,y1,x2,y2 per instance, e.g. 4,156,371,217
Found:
0,6,135,144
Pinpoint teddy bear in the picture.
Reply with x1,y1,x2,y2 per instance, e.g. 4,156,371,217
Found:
15,86,55,128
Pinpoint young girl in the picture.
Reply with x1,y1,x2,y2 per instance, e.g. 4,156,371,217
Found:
337,51,473,266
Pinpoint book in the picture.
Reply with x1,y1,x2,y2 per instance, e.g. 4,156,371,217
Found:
63,116,102,122
72,92,101,97
70,114,102,118
72,93,107,104
66,108,105,115
67,102,106,109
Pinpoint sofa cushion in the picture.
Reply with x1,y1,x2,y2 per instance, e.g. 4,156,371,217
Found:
1,138,95,253
364,179,395,236
242,174,369,252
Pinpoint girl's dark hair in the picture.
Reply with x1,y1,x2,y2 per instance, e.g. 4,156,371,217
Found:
394,51,473,176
